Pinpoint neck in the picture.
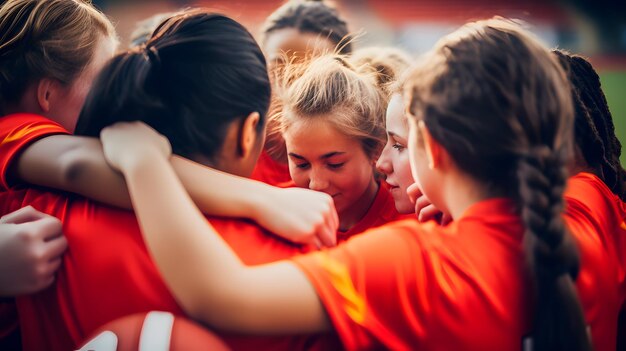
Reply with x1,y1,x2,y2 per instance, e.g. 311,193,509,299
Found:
442,171,491,221
338,178,379,231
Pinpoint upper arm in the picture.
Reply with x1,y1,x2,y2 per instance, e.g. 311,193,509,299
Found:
14,135,132,208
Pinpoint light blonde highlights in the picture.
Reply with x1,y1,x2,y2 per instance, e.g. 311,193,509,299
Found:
350,46,412,98
0,0,117,113
278,54,387,159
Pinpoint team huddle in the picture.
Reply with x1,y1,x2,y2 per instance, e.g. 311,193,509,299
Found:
0,0,624,350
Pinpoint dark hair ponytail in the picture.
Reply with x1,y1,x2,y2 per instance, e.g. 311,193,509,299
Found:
75,10,271,161
74,46,166,138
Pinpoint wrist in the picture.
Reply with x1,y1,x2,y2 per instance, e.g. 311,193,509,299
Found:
246,182,274,222
121,148,168,176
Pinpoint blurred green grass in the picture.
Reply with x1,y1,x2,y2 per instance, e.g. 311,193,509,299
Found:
600,71,626,165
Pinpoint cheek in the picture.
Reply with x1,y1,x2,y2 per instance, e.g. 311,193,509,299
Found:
394,153,414,190
341,162,374,194
287,163,308,188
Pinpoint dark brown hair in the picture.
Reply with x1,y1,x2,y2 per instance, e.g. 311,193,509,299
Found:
405,18,591,351
261,0,352,54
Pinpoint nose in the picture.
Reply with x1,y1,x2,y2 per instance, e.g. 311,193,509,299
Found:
308,167,330,192
376,145,393,175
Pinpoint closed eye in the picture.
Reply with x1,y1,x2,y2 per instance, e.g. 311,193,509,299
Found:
392,143,405,151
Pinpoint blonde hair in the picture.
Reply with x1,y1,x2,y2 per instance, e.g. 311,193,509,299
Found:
0,0,117,113
277,54,386,159
350,46,412,97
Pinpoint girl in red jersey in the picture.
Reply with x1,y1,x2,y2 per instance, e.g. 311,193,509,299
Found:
0,4,338,248
552,50,626,351
252,0,353,185
0,1,116,348
101,18,593,351
276,53,408,240
0,10,343,351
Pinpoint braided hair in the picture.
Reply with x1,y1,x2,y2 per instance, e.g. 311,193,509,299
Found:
553,50,626,200
404,19,592,351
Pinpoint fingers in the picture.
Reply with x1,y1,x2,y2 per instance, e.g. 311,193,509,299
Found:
42,234,68,261
44,257,63,277
417,204,443,222
316,222,336,248
32,216,64,241
440,213,453,226
0,206,46,224
312,237,323,250
34,258,62,293
406,183,423,204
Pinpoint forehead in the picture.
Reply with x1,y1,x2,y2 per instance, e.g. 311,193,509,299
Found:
284,118,362,156
264,28,336,61
386,94,408,135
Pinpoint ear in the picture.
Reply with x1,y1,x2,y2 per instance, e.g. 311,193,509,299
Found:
238,112,261,158
35,78,59,113
417,120,443,170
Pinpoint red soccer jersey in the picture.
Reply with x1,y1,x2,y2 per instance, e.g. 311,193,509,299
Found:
278,179,410,243
337,181,411,242
0,113,341,351
0,114,70,190
250,150,292,185
293,198,532,350
563,172,626,351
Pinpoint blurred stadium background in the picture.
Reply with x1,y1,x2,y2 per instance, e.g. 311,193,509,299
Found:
94,0,626,163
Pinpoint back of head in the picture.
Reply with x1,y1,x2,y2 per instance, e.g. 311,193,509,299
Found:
404,18,591,351
129,12,176,48
261,0,352,55
553,50,626,201
0,0,116,115
350,46,412,97
75,10,271,162
279,54,386,159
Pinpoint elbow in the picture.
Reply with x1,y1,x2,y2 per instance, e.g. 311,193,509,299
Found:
57,145,94,187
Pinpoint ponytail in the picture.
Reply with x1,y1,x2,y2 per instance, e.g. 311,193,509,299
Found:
75,11,271,162
75,46,163,138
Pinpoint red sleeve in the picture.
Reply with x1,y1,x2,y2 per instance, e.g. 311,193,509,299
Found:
292,220,430,350
0,114,69,189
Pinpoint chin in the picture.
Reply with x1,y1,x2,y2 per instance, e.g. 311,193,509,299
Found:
396,203,415,215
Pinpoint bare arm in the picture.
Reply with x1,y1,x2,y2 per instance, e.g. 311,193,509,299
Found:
15,135,131,208
14,135,337,246
101,122,330,334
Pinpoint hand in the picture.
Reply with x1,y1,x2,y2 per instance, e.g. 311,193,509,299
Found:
100,122,171,172
406,183,452,225
254,187,338,248
0,206,67,296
